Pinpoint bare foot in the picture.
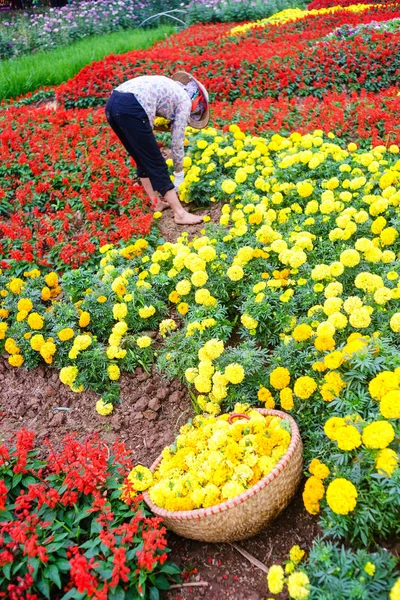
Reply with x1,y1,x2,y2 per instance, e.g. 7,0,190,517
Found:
154,200,170,212
174,211,204,225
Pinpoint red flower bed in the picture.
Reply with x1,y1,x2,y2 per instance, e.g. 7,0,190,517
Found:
308,0,399,10
55,5,400,107
3,4,400,273
0,106,153,270
0,430,178,599
212,86,400,146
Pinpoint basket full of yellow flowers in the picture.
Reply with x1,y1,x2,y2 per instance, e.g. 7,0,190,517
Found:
131,404,303,542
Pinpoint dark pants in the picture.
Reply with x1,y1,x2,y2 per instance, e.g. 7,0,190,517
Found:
105,90,174,197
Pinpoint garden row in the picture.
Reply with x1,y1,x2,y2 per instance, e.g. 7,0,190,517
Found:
3,3,400,272
1,123,400,597
1,1,400,598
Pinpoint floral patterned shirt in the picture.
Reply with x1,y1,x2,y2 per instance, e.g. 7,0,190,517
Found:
115,75,191,172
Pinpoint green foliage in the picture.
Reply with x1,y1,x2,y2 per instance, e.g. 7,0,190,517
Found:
187,0,307,25
0,26,174,101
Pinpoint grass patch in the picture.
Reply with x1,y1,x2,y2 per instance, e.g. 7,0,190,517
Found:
0,25,175,102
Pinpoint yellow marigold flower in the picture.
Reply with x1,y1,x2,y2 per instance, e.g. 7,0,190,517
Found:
324,351,343,370
280,387,294,410
375,448,398,477
368,371,398,401
112,303,127,321
191,271,208,287
241,314,259,330
17,298,33,313
287,571,310,600
45,272,58,288
8,354,24,367
27,312,44,330
39,341,57,364
194,375,212,393
390,313,400,332
224,363,245,384
41,287,51,301
227,265,244,281
96,399,114,416
380,390,400,419
267,564,285,594
326,478,357,515
58,328,74,341
108,364,120,381
309,458,330,480
159,319,177,336
349,307,371,329
340,249,360,268
127,465,153,492
270,366,290,390
335,425,362,451
97,295,107,303
302,475,324,514
289,545,306,565
364,562,376,576
314,335,335,352
136,335,152,348
221,179,237,194
390,578,400,600
380,227,398,246
202,338,224,360
258,387,275,408
111,276,127,297
324,415,347,440
176,279,191,295
16,310,28,322
294,376,317,399
59,365,78,386
30,334,45,351
177,302,189,315
362,421,395,449
139,305,156,319
316,321,335,337
292,324,313,342
9,278,24,294
297,181,313,198
78,311,91,328
0,322,8,340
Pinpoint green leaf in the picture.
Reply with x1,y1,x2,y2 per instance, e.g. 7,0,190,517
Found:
55,559,71,572
3,563,11,580
80,539,99,550
0,510,13,521
36,577,51,599
160,563,181,575
29,557,40,579
108,587,125,600
12,473,23,488
149,587,160,600
60,588,84,600
90,519,102,535
155,574,170,590
45,564,62,589
23,475,38,486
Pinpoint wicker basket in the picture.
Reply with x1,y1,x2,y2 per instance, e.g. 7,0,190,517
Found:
143,408,303,542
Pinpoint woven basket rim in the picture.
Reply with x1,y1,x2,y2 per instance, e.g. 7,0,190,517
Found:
143,408,301,521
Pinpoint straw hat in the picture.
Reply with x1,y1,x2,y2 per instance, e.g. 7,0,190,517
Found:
172,71,210,129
